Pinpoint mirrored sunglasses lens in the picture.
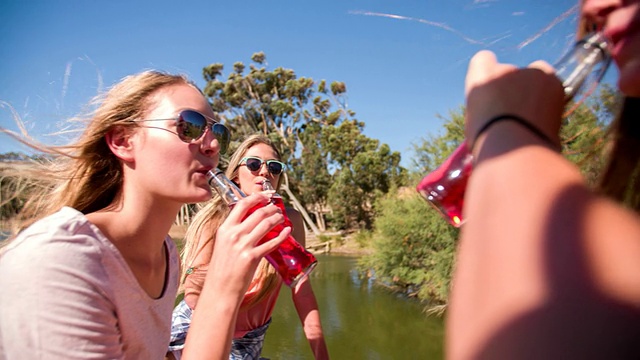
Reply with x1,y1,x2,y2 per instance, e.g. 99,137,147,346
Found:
212,123,230,154
245,158,263,171
178,111,206,141
268,162,283,175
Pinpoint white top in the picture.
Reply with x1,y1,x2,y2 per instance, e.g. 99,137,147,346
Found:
0,207,179,359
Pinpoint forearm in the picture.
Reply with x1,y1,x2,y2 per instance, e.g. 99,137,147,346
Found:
449,122,640,358
182,193,290,359
182,272,242,360
293,281,329,359
298,307,328,359
449,122,583,357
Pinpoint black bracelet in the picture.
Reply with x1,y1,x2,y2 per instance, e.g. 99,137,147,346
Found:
470,114,560,152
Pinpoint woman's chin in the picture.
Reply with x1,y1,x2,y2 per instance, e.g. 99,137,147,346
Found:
618,60,640,97
191,188,213,202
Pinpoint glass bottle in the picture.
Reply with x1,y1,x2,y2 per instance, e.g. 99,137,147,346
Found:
416,32,611,227
207,169,318,287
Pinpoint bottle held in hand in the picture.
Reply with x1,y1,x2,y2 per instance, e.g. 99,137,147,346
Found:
207,169,318,287
416,32,611,228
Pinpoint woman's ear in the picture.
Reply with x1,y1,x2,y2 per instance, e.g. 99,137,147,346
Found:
105,126,135,162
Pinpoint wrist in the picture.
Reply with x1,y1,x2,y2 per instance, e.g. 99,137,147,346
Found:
469,114,561,157
471,120,561,165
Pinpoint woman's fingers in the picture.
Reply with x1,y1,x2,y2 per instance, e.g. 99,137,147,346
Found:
464,50,565,144
218,193,285,253
254,226,290,257
465,50,499,97
225,193,275,225
528,59,556,75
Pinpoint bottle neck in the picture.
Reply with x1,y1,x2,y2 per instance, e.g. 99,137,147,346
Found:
261,179,275,192
206,169,246,204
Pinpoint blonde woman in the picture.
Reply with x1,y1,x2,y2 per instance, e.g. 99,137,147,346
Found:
0,71,288,359
169,134,329,359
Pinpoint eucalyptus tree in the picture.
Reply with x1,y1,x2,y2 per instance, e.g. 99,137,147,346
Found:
201,52,405,232
323,119,405,230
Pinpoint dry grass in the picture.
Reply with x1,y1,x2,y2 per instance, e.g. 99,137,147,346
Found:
169,224,187,240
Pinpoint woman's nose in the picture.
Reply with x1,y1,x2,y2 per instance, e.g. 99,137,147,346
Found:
200,127,221,158
258,162,270,176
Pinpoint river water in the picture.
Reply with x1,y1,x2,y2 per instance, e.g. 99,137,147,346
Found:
261,254,445,359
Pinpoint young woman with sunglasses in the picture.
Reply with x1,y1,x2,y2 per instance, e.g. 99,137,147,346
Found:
0,71,291,359
447,0,640,358
168,134,329,360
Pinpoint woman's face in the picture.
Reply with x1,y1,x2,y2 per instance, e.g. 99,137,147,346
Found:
128,83,221,204
581,0,640,96
235,143,281,195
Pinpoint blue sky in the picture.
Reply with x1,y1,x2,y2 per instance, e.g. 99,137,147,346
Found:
0,0,605,167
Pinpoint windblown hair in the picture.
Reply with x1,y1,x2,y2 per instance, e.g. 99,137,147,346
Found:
597,97,640,210
180,134,283,309
3,70,194,234
576,6,640,210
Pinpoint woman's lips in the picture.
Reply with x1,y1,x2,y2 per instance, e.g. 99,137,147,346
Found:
603,8,640,64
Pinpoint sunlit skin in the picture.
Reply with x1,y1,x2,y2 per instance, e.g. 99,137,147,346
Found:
447,1,640,358
582,0,640,96
129,84,222,205
235,143,281,195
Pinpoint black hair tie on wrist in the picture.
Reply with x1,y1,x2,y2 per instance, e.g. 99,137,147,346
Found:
469,114,561,152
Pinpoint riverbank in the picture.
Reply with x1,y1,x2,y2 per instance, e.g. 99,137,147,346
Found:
328,236,372,256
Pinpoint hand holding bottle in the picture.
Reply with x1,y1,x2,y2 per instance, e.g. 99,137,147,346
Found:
209,191,290,295
207,169,317,287
417,33,611,227
465,51,565,153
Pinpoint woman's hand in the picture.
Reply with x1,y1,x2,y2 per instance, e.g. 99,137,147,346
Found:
206,192,289,297
183,192,290,360
465,50,565,149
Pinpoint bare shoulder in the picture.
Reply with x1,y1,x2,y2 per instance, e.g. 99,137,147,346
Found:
285,207,306,246
285,207,302,222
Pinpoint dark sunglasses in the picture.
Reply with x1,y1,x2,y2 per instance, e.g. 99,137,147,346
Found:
132,110,231,154
240,156,285,175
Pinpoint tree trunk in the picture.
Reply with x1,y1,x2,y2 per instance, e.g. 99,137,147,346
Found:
280,173,321,236
313,209,326,232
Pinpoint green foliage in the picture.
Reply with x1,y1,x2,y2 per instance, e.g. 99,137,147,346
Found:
201,53,406,231
411,107,465,174
297,122,331,220
352,229,372,248
561,84,622,186
361,87,621,306
359,191,458,304
321,120,406,230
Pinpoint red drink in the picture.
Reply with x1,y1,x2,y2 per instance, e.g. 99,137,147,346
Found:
416,142,472,227
231,196,318,287
208,169,318,287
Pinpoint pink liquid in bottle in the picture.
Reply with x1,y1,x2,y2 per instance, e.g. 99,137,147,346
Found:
416,142,472,227
216,172,317,287
229,201,318,287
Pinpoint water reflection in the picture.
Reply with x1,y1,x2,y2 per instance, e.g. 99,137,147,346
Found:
262,254,444,359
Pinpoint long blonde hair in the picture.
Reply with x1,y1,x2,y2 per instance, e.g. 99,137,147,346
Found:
4,70,194,233
180,134,283,309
